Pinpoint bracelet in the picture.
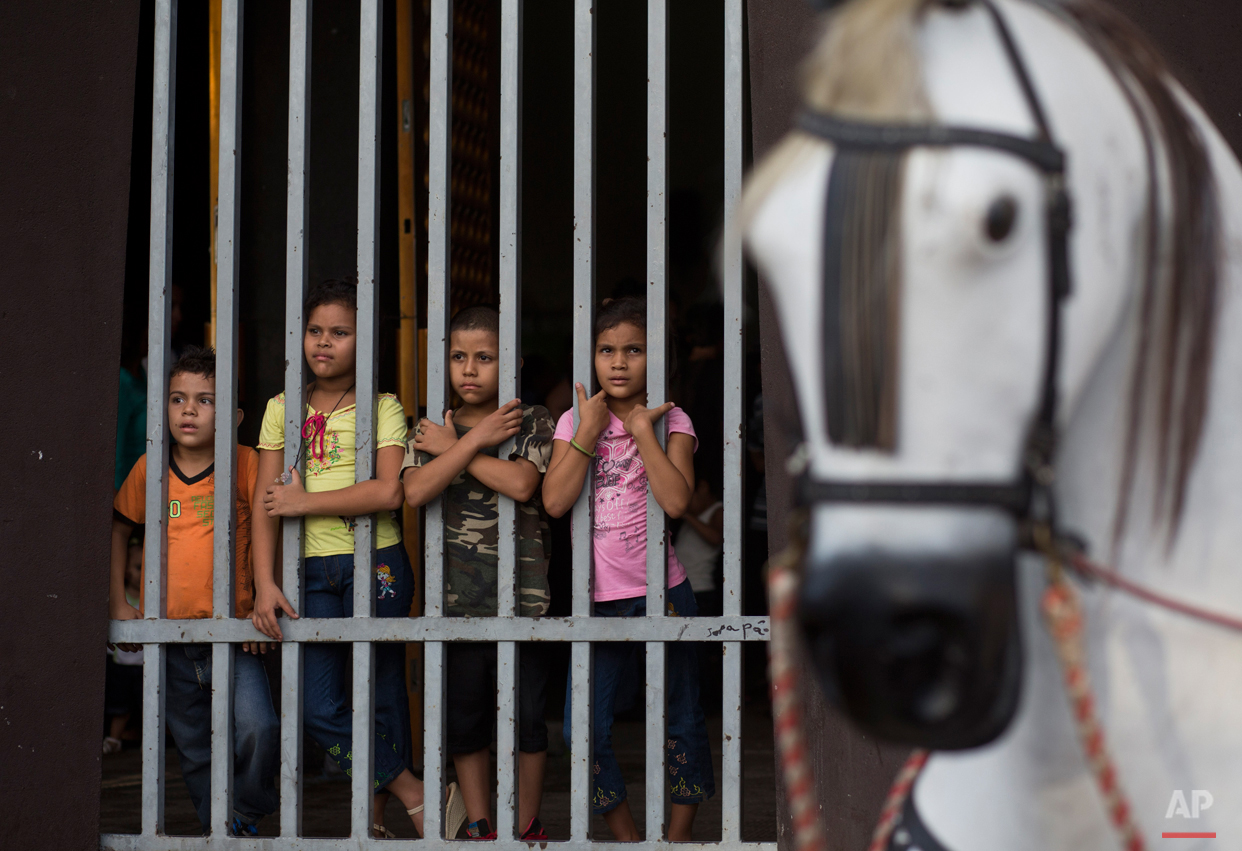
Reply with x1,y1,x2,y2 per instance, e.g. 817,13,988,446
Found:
569,438,596,458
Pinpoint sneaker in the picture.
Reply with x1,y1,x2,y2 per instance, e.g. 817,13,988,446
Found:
102,736,123,755
230,817,259,837
445,781,469,839
520,817,548,842
465,818,497,840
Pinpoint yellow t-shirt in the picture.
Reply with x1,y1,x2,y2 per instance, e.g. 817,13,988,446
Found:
257,392,406,557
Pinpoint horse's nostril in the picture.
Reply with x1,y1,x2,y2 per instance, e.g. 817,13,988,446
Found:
888,614,970,724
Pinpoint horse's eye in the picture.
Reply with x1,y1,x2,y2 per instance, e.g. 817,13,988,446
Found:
985,195,1019,243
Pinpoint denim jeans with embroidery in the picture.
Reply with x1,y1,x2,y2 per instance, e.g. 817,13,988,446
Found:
563,580,716,814
165,644,280,830
303,542,415,790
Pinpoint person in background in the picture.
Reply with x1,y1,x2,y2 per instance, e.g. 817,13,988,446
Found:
675,478,724,617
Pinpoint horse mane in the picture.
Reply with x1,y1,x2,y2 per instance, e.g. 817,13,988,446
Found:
742,0,1220,539
1049,0,1220,542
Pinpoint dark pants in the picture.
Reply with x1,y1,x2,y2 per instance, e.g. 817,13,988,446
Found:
164,644,280,830
446,642,549,754
302,543,415,790
563,580,716,814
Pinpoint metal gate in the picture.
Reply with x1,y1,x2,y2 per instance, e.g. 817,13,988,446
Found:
103,0,767,847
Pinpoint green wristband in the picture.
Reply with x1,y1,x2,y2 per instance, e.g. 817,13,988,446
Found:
569,438,596,458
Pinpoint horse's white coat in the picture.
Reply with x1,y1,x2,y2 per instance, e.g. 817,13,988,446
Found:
746,1,1242,847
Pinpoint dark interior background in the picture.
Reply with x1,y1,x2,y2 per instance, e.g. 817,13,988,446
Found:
117,0,741,445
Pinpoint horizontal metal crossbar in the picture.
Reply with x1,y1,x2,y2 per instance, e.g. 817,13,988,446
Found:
108,616,771,644
100,836,778,851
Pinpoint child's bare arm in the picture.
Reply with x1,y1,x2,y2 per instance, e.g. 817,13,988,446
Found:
109,516,140,619
252,448,298,640
465,455,541,502
627,404,694,518
108,517,141,651
683,503,724,547
543,384,609,518
542,440,588,518
263,444,405,517
404,402,524,506
403,431,483,507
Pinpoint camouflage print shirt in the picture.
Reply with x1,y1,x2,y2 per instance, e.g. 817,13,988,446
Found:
401,404,554,617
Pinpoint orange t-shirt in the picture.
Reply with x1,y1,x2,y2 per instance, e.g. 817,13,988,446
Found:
114,448,259,619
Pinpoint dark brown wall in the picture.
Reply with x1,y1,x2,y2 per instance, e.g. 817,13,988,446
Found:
1115,0,1242,159
748,5,913,849
0,2,138,849
746,0,1242,848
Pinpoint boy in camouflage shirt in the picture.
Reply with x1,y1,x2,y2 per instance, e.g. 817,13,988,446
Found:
402,306,554,840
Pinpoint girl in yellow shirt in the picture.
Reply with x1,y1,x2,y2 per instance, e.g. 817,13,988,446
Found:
250,278,465,838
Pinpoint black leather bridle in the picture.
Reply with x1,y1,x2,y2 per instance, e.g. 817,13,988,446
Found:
795,0,1073,541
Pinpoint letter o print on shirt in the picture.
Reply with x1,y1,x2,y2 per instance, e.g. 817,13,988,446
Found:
169,499,182,519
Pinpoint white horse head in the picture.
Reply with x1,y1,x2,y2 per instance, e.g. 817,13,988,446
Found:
744,0,1242,847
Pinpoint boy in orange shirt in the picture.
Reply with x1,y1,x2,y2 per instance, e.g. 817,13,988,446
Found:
110,347,278,836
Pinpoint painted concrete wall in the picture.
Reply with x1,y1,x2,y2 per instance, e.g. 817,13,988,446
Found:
0,2,140,849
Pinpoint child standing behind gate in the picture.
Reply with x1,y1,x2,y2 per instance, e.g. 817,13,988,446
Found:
542,296,715,841
402,306,555,841
249,277,466,839
109,346,278,836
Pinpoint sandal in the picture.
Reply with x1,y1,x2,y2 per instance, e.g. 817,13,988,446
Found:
405,780,468,839
373,823,397,838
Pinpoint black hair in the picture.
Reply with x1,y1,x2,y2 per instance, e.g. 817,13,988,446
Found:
593,296,646,342
450,304,500,338
305,277,358,317
169,345,216,382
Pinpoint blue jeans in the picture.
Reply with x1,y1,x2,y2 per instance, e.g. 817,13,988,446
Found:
165,644,279,831
563,580,715,814
303,543,415,790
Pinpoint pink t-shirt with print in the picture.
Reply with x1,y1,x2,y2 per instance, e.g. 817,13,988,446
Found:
554,407,697,601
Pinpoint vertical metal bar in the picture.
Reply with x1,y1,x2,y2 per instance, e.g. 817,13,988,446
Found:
143,0,175,656
496,642,518,838
497,0,521,626
570,642,593,841
571,0,596,841
646,643,667,841
210,0,243,834
722,0,746,841
425,0,453,838
213,1,242,623
423,641,446,839
142,0,176,837
353,0,383,838
141,644,167,837
646,0,669,839
496,0,523,839
425,1,451,623
280,0,312,836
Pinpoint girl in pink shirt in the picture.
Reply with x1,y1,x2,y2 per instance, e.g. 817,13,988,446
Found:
544,296,714,841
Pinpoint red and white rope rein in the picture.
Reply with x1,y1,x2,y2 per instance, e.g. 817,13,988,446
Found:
769,521,1242,851
1067,550,1242,633
768,538,829,851
865,749,929,851
1042,562,1146,851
